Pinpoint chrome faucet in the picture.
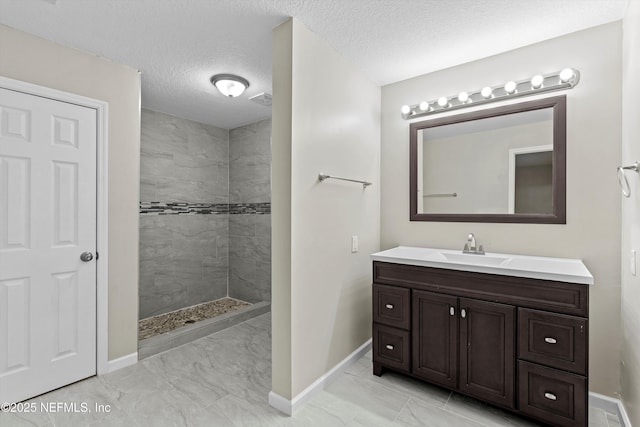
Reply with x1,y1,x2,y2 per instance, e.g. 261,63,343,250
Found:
463,233,485,255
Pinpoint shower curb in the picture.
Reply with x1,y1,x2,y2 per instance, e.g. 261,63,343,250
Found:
138,301,270,359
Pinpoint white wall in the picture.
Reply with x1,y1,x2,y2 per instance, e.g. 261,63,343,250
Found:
621,1,640,424
0,24,141,360
381,23,622,396
272,18,380,399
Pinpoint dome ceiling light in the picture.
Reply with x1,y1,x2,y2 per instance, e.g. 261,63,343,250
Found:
210,74,250,98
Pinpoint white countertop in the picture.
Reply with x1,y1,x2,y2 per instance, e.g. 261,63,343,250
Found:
371,246,594,285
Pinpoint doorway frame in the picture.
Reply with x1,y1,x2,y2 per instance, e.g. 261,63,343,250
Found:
507,144,553,214
0,75,110,375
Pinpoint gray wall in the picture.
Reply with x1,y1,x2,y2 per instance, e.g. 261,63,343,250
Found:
229,119,272,303
139,109,230,319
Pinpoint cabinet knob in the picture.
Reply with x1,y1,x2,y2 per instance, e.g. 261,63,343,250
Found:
385,344,394,350
385,304,394,309
461,308,467,318
544,392,557,401
544,337,557,344
449,306,455,316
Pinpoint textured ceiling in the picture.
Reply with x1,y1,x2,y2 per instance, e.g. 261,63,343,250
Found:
0,0,629,129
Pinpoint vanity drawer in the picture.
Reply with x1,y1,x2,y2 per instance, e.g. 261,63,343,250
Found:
373,284,410,329
518,361,586,427
373,324,410,373
518,308,587,375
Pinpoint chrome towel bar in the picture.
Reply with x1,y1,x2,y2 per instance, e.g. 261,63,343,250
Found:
318,173,372,189
424,192,458,198
618,162,639,198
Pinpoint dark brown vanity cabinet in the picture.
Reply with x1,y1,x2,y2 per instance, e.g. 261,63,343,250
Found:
372,261,589,427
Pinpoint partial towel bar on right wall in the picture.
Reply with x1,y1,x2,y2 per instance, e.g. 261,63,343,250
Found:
618,161,639,198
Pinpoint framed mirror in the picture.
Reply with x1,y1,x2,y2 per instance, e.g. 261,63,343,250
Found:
410,95,566,223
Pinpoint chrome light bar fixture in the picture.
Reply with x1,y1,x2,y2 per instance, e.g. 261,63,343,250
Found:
401,68,580,120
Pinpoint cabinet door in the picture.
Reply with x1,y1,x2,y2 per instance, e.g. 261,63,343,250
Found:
459,298,515,409
412,290,458,389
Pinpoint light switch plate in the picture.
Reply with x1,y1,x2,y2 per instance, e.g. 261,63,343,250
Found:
351,236,358,253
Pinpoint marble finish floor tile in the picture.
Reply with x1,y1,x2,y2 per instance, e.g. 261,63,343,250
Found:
138,297,251,340
2,312,625,427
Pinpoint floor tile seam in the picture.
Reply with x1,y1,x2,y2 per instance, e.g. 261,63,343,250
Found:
440,395,494,427
401,389,451,411
392,394,414,424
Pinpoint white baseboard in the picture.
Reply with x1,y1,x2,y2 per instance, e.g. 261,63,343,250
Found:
589,391,633,427
269,339,372,416
104,352,138,374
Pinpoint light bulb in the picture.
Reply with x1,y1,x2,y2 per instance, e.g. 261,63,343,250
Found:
559,68,575,83
437,97,450,108
458,92,469,103
419,101,430,111
401,105,411,115
481,86,493,99
504,81,517,94
531,75,544,89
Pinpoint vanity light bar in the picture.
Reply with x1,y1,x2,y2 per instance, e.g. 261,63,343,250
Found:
401,68,580,120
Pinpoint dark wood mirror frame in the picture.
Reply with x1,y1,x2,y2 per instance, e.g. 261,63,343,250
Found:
410,95,566,223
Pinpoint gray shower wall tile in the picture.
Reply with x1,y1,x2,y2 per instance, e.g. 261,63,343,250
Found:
141,151,175,178
227,213,271,303
141,109,188,156
229,215,254,237
139,215,230,318
254,214,271,241
139,109,230,319
227,119,271,304
141,109,229,205
140,113,271,318
229,118,271,205
140,176,157,202
156,176,227,204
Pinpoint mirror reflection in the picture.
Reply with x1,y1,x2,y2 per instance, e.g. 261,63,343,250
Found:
417,108,553,215
409,96,566,223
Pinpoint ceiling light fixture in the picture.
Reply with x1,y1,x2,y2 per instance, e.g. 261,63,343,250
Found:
210,74,250,98
401,68,580,119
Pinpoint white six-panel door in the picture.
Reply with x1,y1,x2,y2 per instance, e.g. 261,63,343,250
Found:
0,87,97,403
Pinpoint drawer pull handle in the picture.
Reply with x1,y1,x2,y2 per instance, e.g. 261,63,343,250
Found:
461,308,467,318
385,344,394,350
450,306,455,316
544,337,557,344
544,392,557,401
385,304,394,309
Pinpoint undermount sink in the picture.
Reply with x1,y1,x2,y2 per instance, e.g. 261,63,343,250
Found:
442,252,510,266
371,246,593,285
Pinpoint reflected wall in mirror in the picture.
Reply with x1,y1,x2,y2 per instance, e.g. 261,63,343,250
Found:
410,96,566,223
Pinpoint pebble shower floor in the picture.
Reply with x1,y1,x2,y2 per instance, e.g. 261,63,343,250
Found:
138,297,251,340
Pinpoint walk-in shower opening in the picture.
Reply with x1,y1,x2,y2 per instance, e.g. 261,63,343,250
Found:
138,111,272,358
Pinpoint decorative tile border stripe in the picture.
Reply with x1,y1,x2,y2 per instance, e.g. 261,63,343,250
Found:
228,202,271,215
140,202,270,215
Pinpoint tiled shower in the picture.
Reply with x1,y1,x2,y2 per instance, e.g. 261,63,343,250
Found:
138,109,271,344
